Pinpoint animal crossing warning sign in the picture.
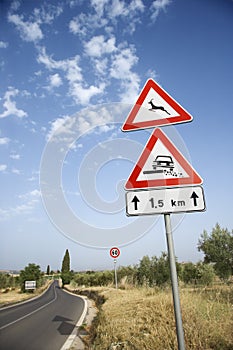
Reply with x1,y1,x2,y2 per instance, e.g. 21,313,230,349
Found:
125,128,202,190
122,79,193,131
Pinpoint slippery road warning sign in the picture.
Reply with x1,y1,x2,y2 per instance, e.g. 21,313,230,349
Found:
125,128,202,190
122,79,193,131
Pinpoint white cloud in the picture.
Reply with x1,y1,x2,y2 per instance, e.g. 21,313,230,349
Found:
11,168,21,175
46,104,116,144
69,0,144,37
27,170,39,182
37,38,139,104
35,70,42,76
109,0,128,17
118,73,140,103
97,124,116,133
18,189,41,200
8,3,63,44
0,137,10,145
69,14,87,36
38,47,105,105
69,0,80,8
8,14,43,42
37,47,62,70
37,47,82,82
84,35,116,57
126,0,145,34
130,0,144,12
33,4,63,25
69,13,108,37
91,0,109,16
0,88,27,119
94,57,108,76
65,57,83,83
150,0,172,21
109,46,140,103
10,1,21,11
10,153,20,160
70,82,106,105
29,189,41,197
47,115,76,141
0,192,41,220
0,41,8,49
0,164,7,172
48,73,62,88
110,46,138,79
146,68,158,80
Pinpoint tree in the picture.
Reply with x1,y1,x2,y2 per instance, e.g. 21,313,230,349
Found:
19,263,42,292
61,249,71,286
196,262,215,285
61,249,70,273
136,253,176,287
46,265,50,275
181,262,198,284
117,265,137,285
198,223,233,280
0,273,7,289
151,253,170,286
0,272,17,289
136,255,152,286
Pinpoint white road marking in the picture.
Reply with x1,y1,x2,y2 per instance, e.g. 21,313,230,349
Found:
0,283,57,330
59,290,88,350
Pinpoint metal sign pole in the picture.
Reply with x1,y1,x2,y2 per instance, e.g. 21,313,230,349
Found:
164,213,186,350
114,259,118,289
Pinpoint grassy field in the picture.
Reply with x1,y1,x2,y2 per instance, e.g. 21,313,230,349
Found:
76,285,233,350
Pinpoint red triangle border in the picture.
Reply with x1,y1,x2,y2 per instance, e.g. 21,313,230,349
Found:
122,79,193,131
125,128,203,190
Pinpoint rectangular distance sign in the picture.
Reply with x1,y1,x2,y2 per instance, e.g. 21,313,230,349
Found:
126,186,205,216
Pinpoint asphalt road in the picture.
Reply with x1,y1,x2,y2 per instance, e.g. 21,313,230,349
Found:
0,280,86,350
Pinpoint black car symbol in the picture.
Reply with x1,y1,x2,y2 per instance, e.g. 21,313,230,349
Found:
152,155,174,171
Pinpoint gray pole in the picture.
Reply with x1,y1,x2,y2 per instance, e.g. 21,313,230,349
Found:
164,213,186,350
114,259,118,289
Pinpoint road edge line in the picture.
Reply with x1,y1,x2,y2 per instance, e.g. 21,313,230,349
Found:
0,279,54,310
0,282,58,331
59,290,88,350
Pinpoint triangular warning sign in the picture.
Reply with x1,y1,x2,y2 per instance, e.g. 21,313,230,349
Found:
125,128,202,190
122,79,193,131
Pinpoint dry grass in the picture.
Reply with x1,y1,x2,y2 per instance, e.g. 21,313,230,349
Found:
0,280,52,307
84,285,233,350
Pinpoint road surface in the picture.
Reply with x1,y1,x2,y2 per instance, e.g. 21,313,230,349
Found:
0,280,86,350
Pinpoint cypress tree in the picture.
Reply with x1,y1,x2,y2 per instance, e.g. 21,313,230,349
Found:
61,249,71,286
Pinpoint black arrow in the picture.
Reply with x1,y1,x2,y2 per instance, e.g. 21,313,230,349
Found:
132,195,140,210
190,191,199,206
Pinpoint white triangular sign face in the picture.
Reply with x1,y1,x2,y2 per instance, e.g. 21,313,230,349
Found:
125,128,203,190
122,79,193,131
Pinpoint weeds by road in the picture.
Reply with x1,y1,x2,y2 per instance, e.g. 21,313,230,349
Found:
73,284,233,350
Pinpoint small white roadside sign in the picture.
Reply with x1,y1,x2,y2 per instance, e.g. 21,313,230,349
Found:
25,280,36,290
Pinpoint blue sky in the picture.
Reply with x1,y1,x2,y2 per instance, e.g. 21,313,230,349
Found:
0,0,233,272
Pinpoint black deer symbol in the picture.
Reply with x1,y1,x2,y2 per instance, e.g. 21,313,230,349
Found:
148,99,171,115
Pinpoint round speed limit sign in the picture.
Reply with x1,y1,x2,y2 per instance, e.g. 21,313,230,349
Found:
110,247,120,259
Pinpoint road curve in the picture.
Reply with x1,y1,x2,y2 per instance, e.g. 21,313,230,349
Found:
0,280,86,350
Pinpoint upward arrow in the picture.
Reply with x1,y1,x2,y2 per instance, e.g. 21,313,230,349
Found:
190,191,199,206
132,195,140,210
